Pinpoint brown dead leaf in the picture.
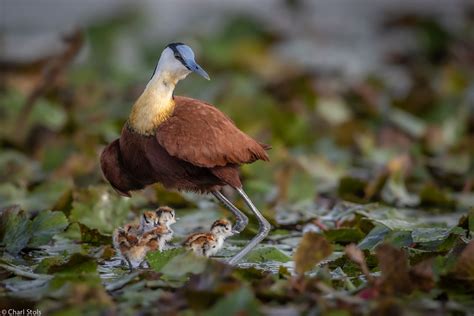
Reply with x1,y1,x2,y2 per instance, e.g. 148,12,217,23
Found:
345,244,373,282
453,240,474,283
294,232,332,275
375,244,413,295
409,259,435,291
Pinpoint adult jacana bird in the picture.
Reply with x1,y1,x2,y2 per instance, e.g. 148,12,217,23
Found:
100,43,271,264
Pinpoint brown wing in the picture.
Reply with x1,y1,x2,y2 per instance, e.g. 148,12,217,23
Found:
156,96,269,168
100,139,143,197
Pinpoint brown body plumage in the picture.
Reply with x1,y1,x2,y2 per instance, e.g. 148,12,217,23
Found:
101,96,269,197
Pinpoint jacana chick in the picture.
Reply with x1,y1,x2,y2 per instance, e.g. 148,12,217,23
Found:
183,219,233,257
151,206,177,250
112,210,159,260
114,207,177,270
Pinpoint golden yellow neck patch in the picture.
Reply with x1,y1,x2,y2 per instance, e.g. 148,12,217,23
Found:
128,75,177,135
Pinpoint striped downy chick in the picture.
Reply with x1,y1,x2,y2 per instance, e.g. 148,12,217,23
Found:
144,206,177,251
112,210,160,268
183,219,233,257
119,207,177,270
156,206,176,228
121,232,160,270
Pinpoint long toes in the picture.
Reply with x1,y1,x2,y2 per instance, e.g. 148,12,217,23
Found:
232,222,247,233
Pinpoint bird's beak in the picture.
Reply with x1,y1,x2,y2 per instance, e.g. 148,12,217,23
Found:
186,59,210,80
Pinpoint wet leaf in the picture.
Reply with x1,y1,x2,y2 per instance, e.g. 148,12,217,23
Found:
48,253,100,288
358,226,390,250
203,286,260,316
245,246,291,263
147,248,187,272
78,223,111,246
70,186,131,234
29,210,68,247
0,206,32,254
160,251,208,279
324,228,365,244
294,233,332,274
411,226,463,243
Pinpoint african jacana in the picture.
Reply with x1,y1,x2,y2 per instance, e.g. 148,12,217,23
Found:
183,219,233,257
101,43,271,264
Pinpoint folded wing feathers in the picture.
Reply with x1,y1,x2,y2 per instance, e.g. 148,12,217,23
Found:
156,97,269,168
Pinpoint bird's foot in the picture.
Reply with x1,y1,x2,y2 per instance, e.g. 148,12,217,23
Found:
231,220,248,235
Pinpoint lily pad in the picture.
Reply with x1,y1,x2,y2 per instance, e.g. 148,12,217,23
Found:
147,248,187,272
245,246,291,263
70,186,131,234
324,228,365,244
204,286,260,316
29,210,69,247
358,226,390,250
160,251,209,278
0,206,32,254
78,223,111,246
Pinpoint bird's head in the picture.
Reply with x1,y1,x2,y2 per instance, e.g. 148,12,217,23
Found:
210,219,233,238
140,211,159,231
155,206,177,227
153,43,210,82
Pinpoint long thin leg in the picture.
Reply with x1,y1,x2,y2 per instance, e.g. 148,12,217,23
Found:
228,187,271,265
212,190,248,233
125,257,133,273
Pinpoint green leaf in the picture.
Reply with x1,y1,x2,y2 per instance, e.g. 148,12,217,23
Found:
34,256,67,274
324,228,365,244
48,253,98,275
411,227,455,243
373,218,419,231
160,251,209,278
29,210,68,247
245,246,291,263
468,209,474,233
419,183,456,209
337,177,368,203
147,248,187,272
358,226,390,250
204,287,261,316
78,223,111,246
70,186,131,234
30,98,67,131
0,206,32,254
0,179,73,212
48,253,100,288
